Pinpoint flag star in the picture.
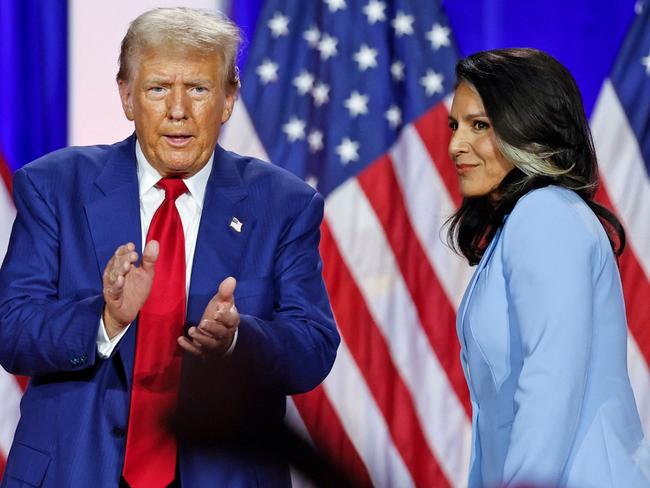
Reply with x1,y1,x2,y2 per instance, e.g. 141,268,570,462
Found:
392,11,414,37
308,130,324,152
385,104,402,128
304,25,321,47
354,44,379,71
635,1,643,14
344,91,369,117
311,82,330,106
324,0,346,12
282,117,306,142
642,52,650,74
391,60,405,81
336,137,360,164
268,12,289,38
306,175,319,189
363,0,387,24
426,23,451,50
318,34,338,60
293,71,315,95
420,69,444,96
256,58,279,84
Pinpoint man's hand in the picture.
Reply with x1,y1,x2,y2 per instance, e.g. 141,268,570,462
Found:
178,277,240,358
102,241,159,339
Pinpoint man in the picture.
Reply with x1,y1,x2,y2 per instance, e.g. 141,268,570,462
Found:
0,8,339,487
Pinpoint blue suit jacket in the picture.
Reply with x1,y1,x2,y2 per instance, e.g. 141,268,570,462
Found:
0,135,339,487
458,186,649,488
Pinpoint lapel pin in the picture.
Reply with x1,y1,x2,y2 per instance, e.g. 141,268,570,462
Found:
229,217,243,233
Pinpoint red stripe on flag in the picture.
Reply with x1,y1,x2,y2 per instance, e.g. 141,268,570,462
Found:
14,375,28,392
0,153,12,196
293,387,374,487
358,154,471,416
413,104,461,208
0,454,5,480
596,184,650,365
320,220,451,488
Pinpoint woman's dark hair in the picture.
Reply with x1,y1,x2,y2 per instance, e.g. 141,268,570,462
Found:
447,48,625,265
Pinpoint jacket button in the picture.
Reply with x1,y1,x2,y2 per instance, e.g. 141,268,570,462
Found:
111,427,126,438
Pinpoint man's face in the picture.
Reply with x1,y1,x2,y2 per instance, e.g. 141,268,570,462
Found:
118,48,235,178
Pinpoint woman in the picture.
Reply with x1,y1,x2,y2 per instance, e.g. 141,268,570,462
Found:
447,48,650,488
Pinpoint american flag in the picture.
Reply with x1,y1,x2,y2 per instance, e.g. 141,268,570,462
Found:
222,1,650,486
222,0,471,485
1,1,650,486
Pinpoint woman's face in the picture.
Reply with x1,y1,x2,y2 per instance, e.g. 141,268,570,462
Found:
448,82,514,198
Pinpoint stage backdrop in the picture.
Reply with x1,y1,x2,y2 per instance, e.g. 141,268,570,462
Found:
1,1,649,486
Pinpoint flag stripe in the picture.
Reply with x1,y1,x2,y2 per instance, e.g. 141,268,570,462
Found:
292,387,374,487
388,121,472,310
0,368,22,463
595,183,650,364
0,156,16,473
413,104,462,208
321,218,451,487
594,182,650,436
356,156,472,484
0,155,12,196
357,154,469,414
628,336,650,434
592,80,650,282
321,338,415,487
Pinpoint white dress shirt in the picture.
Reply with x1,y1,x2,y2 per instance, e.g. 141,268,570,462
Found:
97,141,236,357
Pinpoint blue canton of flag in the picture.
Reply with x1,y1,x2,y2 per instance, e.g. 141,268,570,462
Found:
241,0,458,197
610,0,650,176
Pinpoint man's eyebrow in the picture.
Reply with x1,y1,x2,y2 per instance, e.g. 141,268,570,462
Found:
143,76,171,84
184,78,215,86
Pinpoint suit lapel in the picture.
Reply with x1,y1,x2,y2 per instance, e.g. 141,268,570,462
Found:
186,146,256,327
457,227,502,340
84,134,141,388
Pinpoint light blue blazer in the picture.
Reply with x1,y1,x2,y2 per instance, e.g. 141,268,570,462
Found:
457,186,649,488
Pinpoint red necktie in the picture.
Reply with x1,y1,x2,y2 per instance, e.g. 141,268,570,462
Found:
123,178,188,488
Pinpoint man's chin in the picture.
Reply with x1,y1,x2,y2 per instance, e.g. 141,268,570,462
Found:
155,151,201,177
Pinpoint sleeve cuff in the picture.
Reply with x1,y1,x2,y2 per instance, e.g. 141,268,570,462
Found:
224,327,238,356
97,315,130,358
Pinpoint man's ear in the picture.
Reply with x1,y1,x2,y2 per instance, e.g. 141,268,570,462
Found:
221,92,236,124
118,80,135,121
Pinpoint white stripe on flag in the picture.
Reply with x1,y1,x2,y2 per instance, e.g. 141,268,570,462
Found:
389,124,472,309
0,180,15,261
591,80,650,281
326,178,471,487
286,398,317,488
0,370,21,458
220,102,271,162
629,336,650,436
0,173,18,463
285,397,313,444
323,339,414,488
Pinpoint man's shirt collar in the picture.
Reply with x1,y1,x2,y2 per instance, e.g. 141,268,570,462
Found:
135,140,213,208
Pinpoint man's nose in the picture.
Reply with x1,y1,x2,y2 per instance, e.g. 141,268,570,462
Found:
167,87,189,120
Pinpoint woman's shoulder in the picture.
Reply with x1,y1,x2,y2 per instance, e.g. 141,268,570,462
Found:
502,185,609,259
508,185,600,232
512,185,582,213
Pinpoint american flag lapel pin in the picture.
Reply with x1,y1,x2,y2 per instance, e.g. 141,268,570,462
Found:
229,217,243,233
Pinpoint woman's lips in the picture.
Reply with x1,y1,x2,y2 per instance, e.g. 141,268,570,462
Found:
456,164,477,175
